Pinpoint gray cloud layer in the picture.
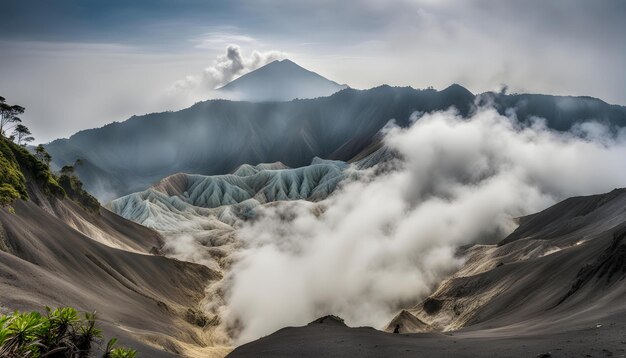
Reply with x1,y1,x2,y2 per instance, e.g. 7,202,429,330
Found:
1,0,624,142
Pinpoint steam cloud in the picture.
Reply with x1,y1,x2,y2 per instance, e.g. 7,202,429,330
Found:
173,45,286,93
218,107,626,343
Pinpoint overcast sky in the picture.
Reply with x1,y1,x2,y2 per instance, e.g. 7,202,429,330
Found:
1,0,625,142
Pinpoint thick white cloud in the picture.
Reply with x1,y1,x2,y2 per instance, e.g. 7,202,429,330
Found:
218,108,626,343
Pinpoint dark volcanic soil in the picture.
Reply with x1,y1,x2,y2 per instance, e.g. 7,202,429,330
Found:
229,312,626,358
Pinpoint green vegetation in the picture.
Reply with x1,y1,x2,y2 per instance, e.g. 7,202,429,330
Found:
0,96,25,138
35,145,52,164
0,136,65,206
0,307,138,357
13,124,34,146
0,96,99,211
0,96,63,206
0,138,28,206
0,184,21,207
58,162,100,213
10,139,65,196
102,338,138,358
0,134,100,212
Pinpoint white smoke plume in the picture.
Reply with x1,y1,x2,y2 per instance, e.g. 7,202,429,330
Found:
219,107,626,343
173,45,286,93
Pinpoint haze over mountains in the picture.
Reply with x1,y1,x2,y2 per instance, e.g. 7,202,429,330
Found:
3,1,626,357
44,60,626,201
3,58,626,358
103,101,626,345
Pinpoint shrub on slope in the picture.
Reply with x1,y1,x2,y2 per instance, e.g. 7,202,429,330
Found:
58,173,100,213
0,138,30,205
0,307,137,357
0,137,99,211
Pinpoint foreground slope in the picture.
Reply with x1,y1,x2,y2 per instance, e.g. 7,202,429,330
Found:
228,189,626,357
229,311,626,358
0,201,221,357
0,138,227,357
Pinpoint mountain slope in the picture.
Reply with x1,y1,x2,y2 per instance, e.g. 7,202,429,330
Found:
405,189,626,333
46,83,626,202
108,158,347,227
0,138,227,357
227,188,626,357
105,155,383,272
45,85,477,201
107,149,392,231
216,59,347,102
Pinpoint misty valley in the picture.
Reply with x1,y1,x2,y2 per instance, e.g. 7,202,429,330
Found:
1,2,626,357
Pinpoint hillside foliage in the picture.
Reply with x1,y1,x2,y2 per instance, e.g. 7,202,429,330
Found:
0,307,137,357
0,138,31,205
0,136,99,211
0,95,100,210
58,173,100,213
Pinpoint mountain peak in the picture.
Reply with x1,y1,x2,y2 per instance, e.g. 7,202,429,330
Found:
216,59,347,102
269,58,300,66
256,58,307,72
441,83,474,101
271,58,297,65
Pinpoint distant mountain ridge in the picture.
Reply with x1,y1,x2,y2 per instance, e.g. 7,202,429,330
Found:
45,83,626,202
45,85,473,201
216,59,348,101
